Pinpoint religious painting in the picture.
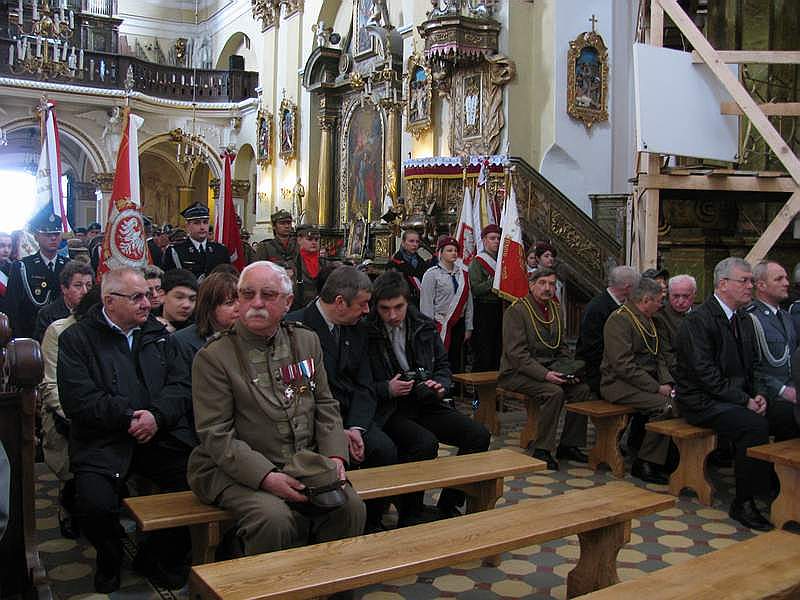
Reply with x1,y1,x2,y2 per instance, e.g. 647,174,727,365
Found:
256,108,272,166
406,53,432,139
567,29,609,129
346,217,368,259
341,100,385,223
463,73,482,139
278,94,297,163
352,0,377,59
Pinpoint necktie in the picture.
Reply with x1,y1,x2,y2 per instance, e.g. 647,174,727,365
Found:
48,261,55,273
730,314,739,339
450,273,458,293
391,327,410,372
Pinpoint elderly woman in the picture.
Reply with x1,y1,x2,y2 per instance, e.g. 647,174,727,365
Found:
153,272,239,448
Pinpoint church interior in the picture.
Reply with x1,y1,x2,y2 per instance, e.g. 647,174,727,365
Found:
1,0,800,598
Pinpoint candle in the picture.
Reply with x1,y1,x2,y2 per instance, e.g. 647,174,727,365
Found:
78,48,83,70
53,42,59,62
62,41,67,60
54,12,60,27
18,0,22,15
9,45,14,65
36,36,42,57
60,7,65,22
32,1,38,20
17,38,22,57
69,10,73,28
21,38,28,60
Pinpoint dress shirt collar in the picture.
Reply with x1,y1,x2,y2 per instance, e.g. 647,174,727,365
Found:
190,237,206,252
713,294,736,321
758,299,779,314
39,252,57,269
315,298,337,333
606,288,624,306
102,307,140,349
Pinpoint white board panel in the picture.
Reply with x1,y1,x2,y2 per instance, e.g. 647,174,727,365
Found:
633,43,739,162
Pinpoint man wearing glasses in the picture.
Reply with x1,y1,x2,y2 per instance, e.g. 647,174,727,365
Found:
57,267,192,593
5,211,69,338
675,257,799,532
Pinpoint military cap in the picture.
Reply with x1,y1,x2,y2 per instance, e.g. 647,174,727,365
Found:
180,202,210,221
437,236,460,252
87,222,101,232
281,449,346,511
296,224,320,238
74,226,87,234
642,267,670,280
481,224,501,238
29,211,63,234
271,209,293,224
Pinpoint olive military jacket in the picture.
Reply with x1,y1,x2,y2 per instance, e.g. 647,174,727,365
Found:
188,319,347,504
600,302,673,402
653,303,686,375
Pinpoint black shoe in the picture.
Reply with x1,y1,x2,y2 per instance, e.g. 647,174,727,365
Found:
631,459,668,485
397,505,440,528
437,505,463,520
94,570,120,594
59,512,80,539
149,562,189,590
532,449,559,471
556,446,588,464
729,498,774,532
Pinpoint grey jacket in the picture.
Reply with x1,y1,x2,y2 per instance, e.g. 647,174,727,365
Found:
747,299,798,401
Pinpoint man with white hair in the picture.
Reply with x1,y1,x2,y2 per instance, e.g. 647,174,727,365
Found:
654,274,696,373
188,261,365,556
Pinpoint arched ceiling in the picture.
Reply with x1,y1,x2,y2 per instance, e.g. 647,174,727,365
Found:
0,126,93,180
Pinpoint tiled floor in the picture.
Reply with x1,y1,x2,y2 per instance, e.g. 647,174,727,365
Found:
35,403,764,599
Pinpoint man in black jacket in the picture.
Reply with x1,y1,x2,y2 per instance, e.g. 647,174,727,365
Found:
675,257,799,531
58,267,191,592
287,266,397,529
366,271,490,523
33,260,94,341
387,229,429,306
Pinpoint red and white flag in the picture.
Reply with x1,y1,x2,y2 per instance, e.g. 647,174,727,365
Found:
214,150,245,272
35,101,70,232
98,111,149,278
493,183,528,301
0,270,7,296
455,185,476,265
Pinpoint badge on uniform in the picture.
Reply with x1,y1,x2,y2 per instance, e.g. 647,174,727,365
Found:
279,358,316,401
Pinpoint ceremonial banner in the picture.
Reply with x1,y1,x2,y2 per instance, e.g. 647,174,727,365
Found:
214,150,245,271
493,183,528,300
35,101,70,232
98,111,149,278
455,185,476,265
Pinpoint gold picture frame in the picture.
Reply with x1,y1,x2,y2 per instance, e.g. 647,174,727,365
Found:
256,107,273,166
278,92,297,163
352,0,377,59
346,217,368,259
406,52,433,139
567,29,609,129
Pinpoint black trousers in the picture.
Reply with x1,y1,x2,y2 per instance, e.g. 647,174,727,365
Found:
75,442,191,577
447,318,467,375
699,399,799,500
472,302,503,372
383,401,491,512
359,423,399,528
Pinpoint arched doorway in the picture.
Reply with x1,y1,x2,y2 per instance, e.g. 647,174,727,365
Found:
233,144,256,231
215,32,256,71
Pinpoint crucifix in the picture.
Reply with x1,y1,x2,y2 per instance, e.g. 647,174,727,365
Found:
590,14,598,32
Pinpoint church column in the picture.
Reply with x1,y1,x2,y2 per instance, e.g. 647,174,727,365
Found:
177,185,196,212
317,105,337,227
383,99,402,206
91,172,114,227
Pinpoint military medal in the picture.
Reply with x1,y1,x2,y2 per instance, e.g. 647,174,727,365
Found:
298,358,316,391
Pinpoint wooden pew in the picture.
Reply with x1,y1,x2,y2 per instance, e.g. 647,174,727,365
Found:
189,483,675,600
566,401,636,477
124,448,543,564
575,529,800,599
0,324,52,600
451,371,500,434
748,439,800,529
496,387,540,449
645,418,716,505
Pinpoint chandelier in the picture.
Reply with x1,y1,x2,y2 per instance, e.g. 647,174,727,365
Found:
9,0,81,80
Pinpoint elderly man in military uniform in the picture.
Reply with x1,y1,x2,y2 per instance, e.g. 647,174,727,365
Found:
601,277,674,485
188,261,365,556
748,260,797,404
654,274,696,374
5,211,69,338
498,268,589,470
162,203,230,280
255,209,297,265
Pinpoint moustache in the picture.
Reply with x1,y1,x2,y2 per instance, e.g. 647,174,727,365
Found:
245,308,270,319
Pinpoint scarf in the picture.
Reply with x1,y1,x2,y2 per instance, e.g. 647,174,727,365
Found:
301,248,320,279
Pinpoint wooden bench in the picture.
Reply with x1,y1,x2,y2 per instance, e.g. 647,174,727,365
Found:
566,401,636,477
189,482,675,600
496,387,540,450
123,448,543,564
452,371,500,434
645,418,716,506
576,529,800,599
748,438,800,529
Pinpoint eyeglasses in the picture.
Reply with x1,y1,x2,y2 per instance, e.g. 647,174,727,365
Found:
722,276,754,285
110,291,155,303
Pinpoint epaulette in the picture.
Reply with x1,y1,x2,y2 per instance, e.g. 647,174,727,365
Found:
282,320,313,332
744,303,757,313
206,329,235,346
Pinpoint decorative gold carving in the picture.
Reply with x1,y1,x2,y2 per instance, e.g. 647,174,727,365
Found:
278,91,297,163
373,233,392,259
231,179,251,198
550,206,602,272
251,0,279,31
280,0,303,16
451,62,511,156
567,22,609,129
91,172,115,192
256,107,273,166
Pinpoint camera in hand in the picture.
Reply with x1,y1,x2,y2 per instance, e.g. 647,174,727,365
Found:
400,367,438,403
562,374,576,383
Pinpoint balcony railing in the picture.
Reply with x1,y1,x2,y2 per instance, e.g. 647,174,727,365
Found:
0,38,258,103
80,0,116,17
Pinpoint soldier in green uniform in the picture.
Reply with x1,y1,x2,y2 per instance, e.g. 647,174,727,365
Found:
601,276,674,484
498,268,589,470
187,261,365,555
255,209,297,264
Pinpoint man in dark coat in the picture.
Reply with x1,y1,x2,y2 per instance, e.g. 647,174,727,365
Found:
33,260,94,341
366,271,489,523
162,203,230,280
653,274,696,374
387,229,429,306
287,266,397,529
468,224,503,373
675,257,799,532
58,267,191,592
5,212,70,338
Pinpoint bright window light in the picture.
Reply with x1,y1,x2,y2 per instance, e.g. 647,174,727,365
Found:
0,170,37,232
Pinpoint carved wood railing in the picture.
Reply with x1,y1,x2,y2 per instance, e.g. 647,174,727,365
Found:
0,38,259,103
0,313,50,600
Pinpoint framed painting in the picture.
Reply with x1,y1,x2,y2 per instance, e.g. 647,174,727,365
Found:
352,0,377,59
341,100,385,223
567,29,609,129
256,108,272,166
406,52,432,138
278,94,297,163
346,217,368,259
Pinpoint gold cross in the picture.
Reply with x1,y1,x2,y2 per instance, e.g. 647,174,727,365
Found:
590,14,598,32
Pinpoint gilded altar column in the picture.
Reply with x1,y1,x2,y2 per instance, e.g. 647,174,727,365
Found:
317,111,337,227
384,100,402,204
91,173,115,227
